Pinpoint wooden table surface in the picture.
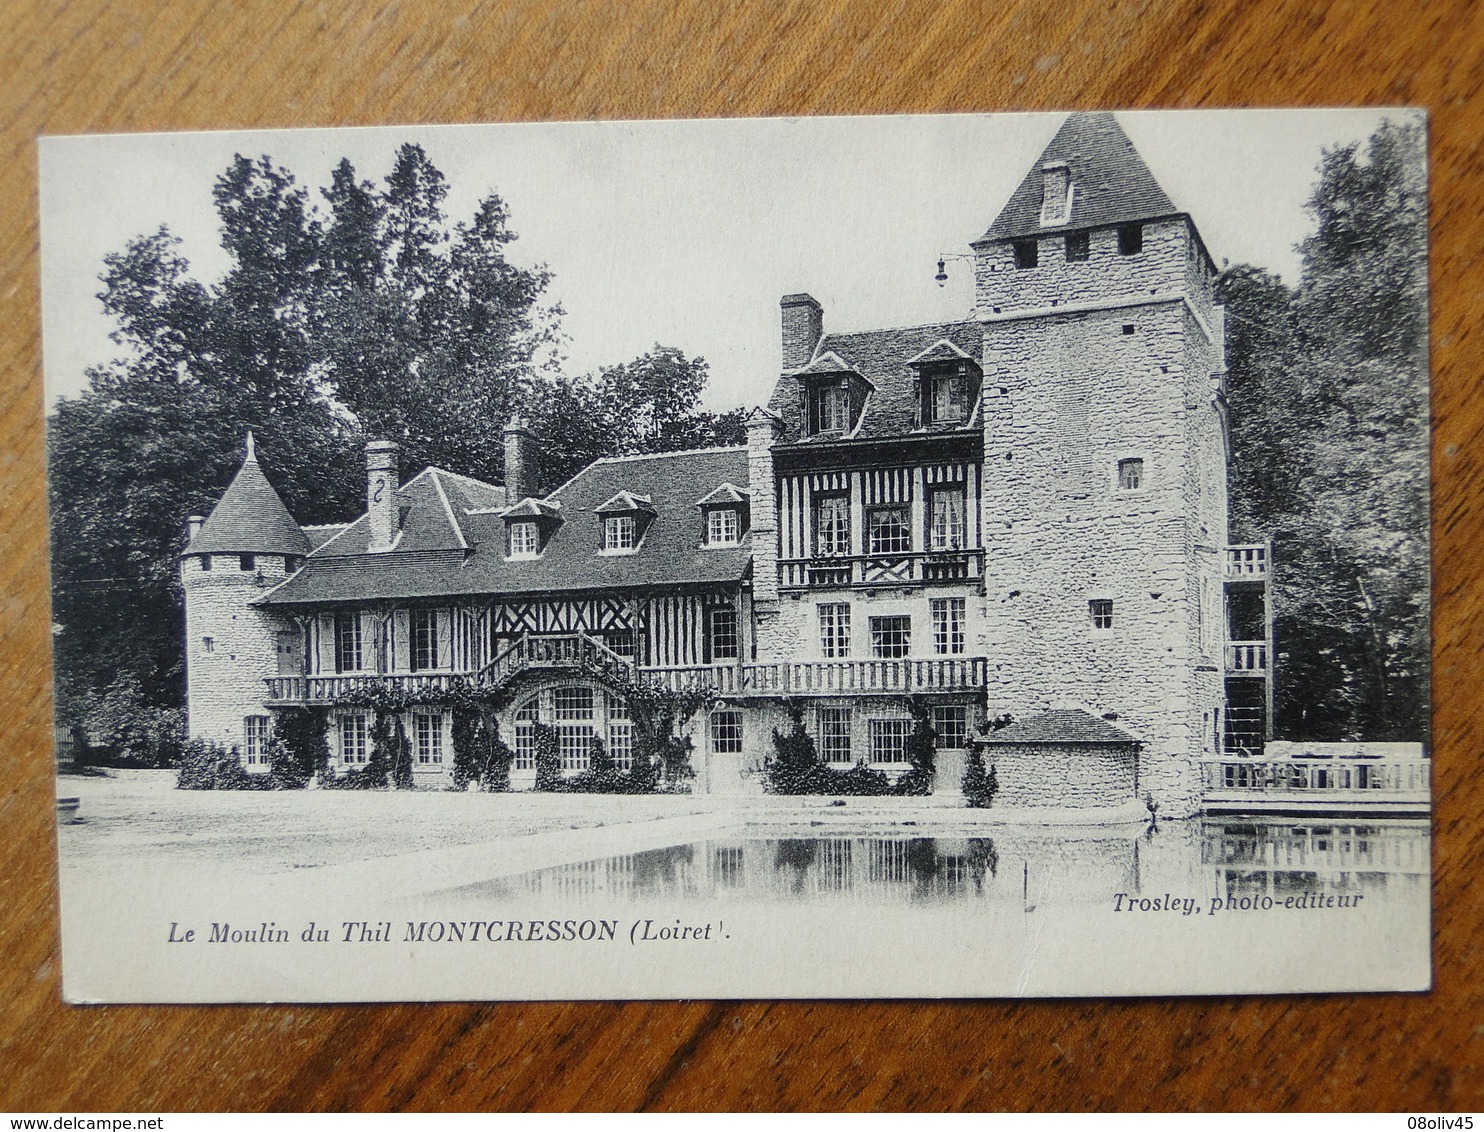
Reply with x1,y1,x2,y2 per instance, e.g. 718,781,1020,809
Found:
2,0,1480,1112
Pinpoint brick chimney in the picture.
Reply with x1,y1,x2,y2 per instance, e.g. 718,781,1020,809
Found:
365,439,400,552
504,417,539,502
745,408,783,614
780,293,824,371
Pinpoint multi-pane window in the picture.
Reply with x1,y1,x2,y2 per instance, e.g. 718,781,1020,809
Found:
867,507,911,555
708,606,739,660
929,371,967,424
604,630,635,658
340,714,368,765
414,713,444,765
603,515,637,551
243,715,270,767
815,494,851,557
1065,230,1090,261
509,520,539,558
1089,599,1115,630
555,687,595,772
1117,458,1144,490
818,707,852,763
412,608,440,671
930,598,966,655
818,602,851,658
870,615,912,658
335,611,362,673
869,718,913,764
607,697,633,771
932,705,969,749
513,700,538,770
707,508,740,546
711,710,744,753
929,487,966,551
812,381,850,433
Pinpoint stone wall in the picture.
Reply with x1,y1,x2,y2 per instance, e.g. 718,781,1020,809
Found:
181,553,296,751
989,741,1139,808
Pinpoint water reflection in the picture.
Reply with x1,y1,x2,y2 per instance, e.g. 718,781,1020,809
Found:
472,819,1428,909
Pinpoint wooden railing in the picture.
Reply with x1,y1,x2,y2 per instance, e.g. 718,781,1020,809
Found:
638,664,743,694
1225,544,1269,580
742,656,986,695
779,550,984,589
1226,641,1268,675
1201,758,1430,794
264,672,464,704
476,632,635,690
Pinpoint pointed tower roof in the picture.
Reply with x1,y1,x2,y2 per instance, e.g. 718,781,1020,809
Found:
979,112,1180,243
186,433,311,557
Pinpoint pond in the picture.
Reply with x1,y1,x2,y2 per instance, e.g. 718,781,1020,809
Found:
451,818,1430,910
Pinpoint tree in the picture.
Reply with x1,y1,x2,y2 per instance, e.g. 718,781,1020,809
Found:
1220,118,1429,742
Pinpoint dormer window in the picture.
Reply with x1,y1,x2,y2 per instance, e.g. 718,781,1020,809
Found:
908,343,981,429
1039,161,1074,227
603,515,636,551
508,520,540,559
707,508,740,547
929,370,967,424
812,380,850,434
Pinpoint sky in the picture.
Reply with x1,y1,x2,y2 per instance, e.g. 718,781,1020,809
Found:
38,108,1416,413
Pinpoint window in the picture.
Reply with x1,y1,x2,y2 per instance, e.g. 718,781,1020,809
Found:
608,696,633,770
412,609,440,671
812,381,850,434
930,598,966,655
239,554,255,571
870,615,912,658
928,370,967,424
603,515,636,551
1122,323,1136,335
202,637,214,653
818,707,852,763
604,630,635,659
708,606,739,660
707,508,740,546
869,718,913,764
555,686,594,720
1089,599,1115,630
340,714,368,765
711,710,743,753
1065,231,1090,262
818,602,851,658
557,726,591,772
929,488,966,551
1117,458,1145,491
414,713,444,765
932,705,969,749
1118,222,1144,255
243,715,270,767
1012,239,1039,269
868,507,911,555
514,700,538,770
284,556,301,572
814,494,851,557
509,520,539,559
335,612,362,673
200,555,212,571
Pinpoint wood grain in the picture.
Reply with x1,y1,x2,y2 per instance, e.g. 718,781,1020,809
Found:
2,0,1480,1111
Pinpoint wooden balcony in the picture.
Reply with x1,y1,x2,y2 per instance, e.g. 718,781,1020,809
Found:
779,550,984,589
1226,641,1268,676
1225,544,1269,582
742,656,986,695
264,672,466,705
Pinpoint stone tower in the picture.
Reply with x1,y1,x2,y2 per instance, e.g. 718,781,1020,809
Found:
972,113,1229,816
180,434,310,761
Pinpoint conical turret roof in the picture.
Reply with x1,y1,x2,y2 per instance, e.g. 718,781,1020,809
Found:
979,112,1179,242
186,434,311,557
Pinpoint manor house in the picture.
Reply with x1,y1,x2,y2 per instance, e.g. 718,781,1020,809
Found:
181,113,1272,817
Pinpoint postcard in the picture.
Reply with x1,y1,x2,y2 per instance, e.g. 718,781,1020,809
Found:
40,109,1431,1002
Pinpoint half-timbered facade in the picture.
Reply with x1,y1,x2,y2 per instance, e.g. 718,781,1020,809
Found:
180,112,1271,815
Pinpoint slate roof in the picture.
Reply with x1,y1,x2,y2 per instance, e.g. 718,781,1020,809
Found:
979,112,1179,243
258,446,751,607
983,709,1140,745
186,440,311,558
765,319,983,443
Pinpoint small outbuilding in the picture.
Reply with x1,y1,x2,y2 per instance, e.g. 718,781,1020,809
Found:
981,709,1142,808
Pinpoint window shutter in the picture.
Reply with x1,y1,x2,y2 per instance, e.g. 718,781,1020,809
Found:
392,609,411,671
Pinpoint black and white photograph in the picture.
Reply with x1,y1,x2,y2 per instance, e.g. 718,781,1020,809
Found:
40,108,1430,1002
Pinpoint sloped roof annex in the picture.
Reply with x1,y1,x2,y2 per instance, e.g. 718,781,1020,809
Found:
186,446,311,558
983,709,1141,746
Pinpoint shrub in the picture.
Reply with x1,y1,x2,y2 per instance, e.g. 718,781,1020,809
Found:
452,706,514,791
962,747,999,808
533,722,563,792
177,739,267,790
274,707,330,784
